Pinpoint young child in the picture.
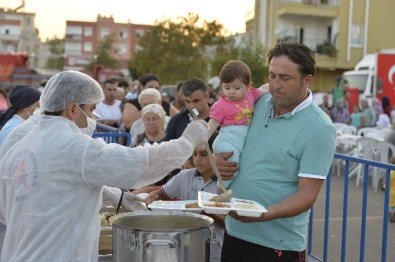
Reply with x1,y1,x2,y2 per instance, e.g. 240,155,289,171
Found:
208,60,268,188
145,133,224,262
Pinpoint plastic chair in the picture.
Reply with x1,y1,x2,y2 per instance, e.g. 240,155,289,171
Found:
93,132,132,147
333,122,348,132
339,124,357,135
357,127,379,137
373,141,395,191
353,137,379,189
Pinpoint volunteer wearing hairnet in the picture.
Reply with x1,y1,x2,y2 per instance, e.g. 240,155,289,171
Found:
0,70,209,262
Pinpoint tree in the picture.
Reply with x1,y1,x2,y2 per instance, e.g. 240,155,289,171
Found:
128,13,230,84
211,39,268,87
87,33,120,70
45,37,64,69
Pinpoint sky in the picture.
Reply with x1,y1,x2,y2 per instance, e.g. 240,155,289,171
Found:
1,0,255,40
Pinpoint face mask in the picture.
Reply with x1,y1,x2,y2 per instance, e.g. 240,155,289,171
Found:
77,106,97,136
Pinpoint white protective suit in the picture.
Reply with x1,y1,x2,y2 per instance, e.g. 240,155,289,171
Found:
0,110,146,212
0,115,200,261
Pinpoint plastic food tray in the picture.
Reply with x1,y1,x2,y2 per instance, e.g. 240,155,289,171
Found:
198,191,268,217
148,200,203,213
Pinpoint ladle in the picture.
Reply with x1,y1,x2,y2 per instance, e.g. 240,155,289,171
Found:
190,108,233,202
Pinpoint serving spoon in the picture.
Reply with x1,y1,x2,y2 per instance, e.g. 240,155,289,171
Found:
190,108,233,202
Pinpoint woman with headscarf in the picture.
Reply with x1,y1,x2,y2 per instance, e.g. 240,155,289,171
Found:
132,103,167,147
0,85,41,147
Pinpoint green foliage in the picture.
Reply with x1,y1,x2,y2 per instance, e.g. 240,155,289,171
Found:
129,13,268,86
316,42,337,56
88,33,121,70
211,41,268,87
129,13,229,84
45,37,64,69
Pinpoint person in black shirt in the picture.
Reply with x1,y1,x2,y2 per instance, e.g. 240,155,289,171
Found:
163,78,211,141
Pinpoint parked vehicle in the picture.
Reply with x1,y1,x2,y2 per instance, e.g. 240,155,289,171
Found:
340,50,395,105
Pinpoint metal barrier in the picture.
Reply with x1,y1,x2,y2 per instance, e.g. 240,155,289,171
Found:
95,123,120,133
308,153,395,262
92,132,132,147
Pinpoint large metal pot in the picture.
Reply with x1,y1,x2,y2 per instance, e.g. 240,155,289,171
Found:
112,211,214,262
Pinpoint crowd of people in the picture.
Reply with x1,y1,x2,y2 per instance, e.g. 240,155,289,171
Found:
0,42,368,262
319,92,394,130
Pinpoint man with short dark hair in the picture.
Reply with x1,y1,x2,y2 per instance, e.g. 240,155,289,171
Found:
95,78,122,127
218,42,336,261
163,78,211,141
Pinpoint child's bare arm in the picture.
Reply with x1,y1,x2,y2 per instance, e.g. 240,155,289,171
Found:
208,118,220,138
145,189,165,205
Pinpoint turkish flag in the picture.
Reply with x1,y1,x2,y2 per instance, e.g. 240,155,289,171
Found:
376,53,395,103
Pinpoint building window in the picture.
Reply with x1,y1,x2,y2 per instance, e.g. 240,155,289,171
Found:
118,43,127,54
350,24,363,47
119,30,127,39
65,42,82,55
66,26,82,35
83,42,92,52
84,27,93,37
100,28,109,37
136,29,145,38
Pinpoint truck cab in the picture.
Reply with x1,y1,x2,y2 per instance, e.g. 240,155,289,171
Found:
340,50,395,106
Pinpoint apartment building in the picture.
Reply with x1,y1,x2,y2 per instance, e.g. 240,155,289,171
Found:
64,15,151,81
0,7,40,69
249,0,395,91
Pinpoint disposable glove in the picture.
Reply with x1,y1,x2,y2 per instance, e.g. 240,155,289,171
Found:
102,186,122,207
181,119,209,147
121,192,148,211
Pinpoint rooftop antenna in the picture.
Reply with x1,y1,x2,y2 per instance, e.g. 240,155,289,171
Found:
13,0,25,12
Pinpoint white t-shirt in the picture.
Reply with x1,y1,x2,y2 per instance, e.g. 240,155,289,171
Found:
94,100,122,123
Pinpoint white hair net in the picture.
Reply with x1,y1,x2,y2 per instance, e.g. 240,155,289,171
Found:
40,70,104,112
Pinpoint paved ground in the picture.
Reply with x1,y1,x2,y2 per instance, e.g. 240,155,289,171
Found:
308,171,395,262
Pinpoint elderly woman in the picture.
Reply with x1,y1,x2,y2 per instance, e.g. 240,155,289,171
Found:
129,88,171,136
132,103,167,147
0,85,41,147
121,73,179,132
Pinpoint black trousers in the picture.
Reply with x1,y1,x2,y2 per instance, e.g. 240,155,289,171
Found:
221,231,305,262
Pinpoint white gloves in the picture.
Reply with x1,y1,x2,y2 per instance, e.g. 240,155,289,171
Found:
102,186,147,211
102,186,122,207
181,119,209,147
121,192,147,211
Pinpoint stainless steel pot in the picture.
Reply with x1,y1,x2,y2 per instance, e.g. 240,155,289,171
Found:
112,211,214,262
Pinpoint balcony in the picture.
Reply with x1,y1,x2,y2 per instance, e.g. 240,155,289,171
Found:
279,0,339,6
0,33,20,41
65,34,82,41
278,0,339,18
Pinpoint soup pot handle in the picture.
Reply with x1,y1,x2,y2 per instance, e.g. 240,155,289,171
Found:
143,239,178,248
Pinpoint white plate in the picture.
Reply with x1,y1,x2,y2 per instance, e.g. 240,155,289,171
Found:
198,192,232,215
148,200,203,213
232,198,268,217
198,191,267,217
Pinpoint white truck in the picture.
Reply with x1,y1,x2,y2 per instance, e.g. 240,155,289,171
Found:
340,50,395,105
